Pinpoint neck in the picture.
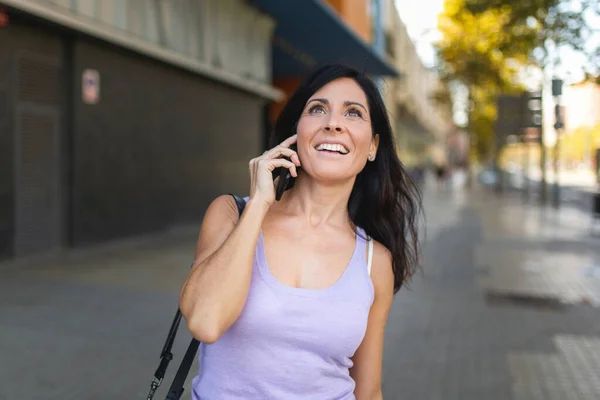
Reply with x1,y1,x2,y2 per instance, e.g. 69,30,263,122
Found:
277,172,356,228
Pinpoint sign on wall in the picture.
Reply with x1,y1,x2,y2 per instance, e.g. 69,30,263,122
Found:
82,69,100,104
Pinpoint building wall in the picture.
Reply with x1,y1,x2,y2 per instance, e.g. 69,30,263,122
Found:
564,82,600,132
386,3,453,165
0,21,13,259
2,0,279,99
0,12,266,258
0,16,68,259
70,38,264,245
269,0,377,127
268,77,303,130
325,0,373,44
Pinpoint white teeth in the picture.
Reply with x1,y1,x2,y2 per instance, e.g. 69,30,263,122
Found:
315,143,349,154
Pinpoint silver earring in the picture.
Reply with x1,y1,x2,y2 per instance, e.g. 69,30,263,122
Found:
368,153,375,161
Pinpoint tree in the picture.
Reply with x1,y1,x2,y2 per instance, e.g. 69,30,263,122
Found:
464,0,600,79
435,0,531,160
560,124,600,164
435,0,600,159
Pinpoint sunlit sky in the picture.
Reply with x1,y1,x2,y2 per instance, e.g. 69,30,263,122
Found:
394,0,599,83
394,0,598,127
394,0,443,69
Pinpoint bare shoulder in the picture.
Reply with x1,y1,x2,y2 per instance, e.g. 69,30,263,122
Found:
194,194,242,260
370,240,394,301
204,194,241,222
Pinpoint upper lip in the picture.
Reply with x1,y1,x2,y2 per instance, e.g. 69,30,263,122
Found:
313,140,350,152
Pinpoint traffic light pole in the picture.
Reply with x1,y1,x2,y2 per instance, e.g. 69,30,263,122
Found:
522,136,530,201
552,133,560,208
540,129,547,205
551,79,563,209
522,90,546,205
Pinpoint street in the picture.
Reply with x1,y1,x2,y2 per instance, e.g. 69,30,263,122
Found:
1,182,599,399
500,168,598,215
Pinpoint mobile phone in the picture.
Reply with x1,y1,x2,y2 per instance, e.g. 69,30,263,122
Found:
275,144,297,201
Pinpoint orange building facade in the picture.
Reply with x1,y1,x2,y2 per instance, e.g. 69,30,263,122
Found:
326,0,373,44
269,0,376,127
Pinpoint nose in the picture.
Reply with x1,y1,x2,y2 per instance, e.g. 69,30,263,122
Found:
323,124,343,133
323,115,344,133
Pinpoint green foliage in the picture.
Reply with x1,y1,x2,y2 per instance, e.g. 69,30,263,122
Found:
464,0,600,73
560,124,600,163
436,0,600,159
436,0,528,159
429,84,454,112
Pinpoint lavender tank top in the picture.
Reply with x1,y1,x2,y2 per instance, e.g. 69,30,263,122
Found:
191,226,375,400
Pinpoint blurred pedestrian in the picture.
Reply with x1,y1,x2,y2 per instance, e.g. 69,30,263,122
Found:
179,64,422,399
434,163,448,189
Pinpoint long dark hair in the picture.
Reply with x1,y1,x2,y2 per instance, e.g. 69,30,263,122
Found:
270,64,423,293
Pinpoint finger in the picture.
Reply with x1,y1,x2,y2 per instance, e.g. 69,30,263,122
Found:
264,147,301,166
259,158,298,178
279,134,298,148
249,158,258,179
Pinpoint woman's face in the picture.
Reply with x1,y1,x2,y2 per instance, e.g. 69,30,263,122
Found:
296,78,379,183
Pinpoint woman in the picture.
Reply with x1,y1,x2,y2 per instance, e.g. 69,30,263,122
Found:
179,64,422,399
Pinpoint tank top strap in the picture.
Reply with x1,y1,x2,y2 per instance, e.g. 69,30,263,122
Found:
343,226,374,305
351,227,369,273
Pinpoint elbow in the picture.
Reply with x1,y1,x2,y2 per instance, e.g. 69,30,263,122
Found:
182,309,224,344
179,291,221,344
370,389,383,400
179,286,236,344
188,320,222,344
355,388,383,400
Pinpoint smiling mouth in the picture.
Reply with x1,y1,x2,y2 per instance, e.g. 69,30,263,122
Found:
314,143,349,155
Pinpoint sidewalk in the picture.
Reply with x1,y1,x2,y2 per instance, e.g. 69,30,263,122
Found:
382,181,600,399
1,183,599,399
473,186,600,307
0,228,200,399
470,186,600,400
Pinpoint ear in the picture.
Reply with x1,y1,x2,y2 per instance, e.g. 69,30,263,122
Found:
371,134,380,155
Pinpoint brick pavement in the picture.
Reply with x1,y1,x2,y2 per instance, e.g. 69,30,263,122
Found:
0,229,199,400
509,335,600,400
473,188,600,310
471,188,600,399
381,184,600,399
1,183,599,399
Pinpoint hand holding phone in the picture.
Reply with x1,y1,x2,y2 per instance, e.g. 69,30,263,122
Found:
275,144,298,201
249,135,300,206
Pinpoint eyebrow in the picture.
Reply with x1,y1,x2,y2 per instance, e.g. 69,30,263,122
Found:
306,98,368,113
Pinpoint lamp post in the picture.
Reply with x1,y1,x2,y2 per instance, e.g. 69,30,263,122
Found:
552,78,563,208
522,90,545,204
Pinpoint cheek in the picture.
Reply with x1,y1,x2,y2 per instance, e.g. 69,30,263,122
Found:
296,118,318,152
352,127,374,154
296,117,317,138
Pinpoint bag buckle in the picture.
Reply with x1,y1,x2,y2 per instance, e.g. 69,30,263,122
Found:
147,376,163,400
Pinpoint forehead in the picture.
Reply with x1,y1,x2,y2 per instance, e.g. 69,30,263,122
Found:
309,78,367,104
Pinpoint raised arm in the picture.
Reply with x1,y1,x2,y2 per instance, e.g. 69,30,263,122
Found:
179,194,269,343
179,134,300,344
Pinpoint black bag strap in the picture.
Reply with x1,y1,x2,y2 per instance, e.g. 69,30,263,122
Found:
147,194,247,400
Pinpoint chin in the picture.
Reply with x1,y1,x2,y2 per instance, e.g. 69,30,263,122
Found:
308,167,358,184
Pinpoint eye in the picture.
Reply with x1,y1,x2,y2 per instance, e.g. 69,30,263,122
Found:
308,104,326,114
346,108,363,118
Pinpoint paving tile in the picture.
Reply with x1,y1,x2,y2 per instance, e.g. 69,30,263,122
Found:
2,183,600,399
508,336,600,400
